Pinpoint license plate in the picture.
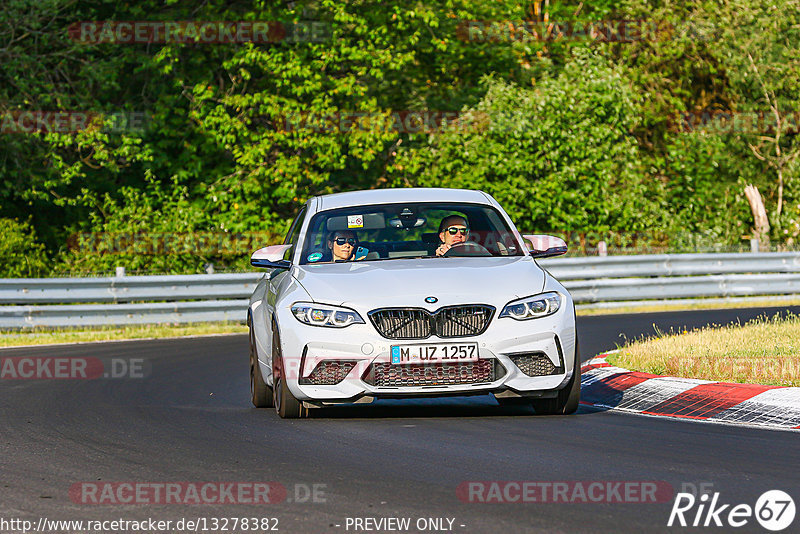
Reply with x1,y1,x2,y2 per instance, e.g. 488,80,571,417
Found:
390,343,479,364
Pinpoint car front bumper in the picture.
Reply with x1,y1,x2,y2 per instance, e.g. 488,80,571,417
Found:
272,294,577,403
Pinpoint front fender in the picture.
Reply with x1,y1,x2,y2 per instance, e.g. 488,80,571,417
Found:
250,269,311,387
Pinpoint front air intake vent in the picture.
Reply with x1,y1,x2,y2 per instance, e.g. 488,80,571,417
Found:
508,353,561,377
363,359,505,387
299,360,358,385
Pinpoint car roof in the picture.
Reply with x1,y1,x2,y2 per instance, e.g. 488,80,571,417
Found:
313,188,493,212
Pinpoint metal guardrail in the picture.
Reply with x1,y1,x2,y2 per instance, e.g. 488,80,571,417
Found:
564,273,800,303
0,273,258,304
1,252,799,328
0,300,249,329
538,252,800,280
539,252,800,303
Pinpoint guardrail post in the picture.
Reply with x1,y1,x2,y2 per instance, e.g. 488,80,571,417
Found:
115,266,126,277
750,238,760,253
597,241,607,257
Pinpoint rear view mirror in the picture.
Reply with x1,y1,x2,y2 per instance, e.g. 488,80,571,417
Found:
251,244,293,269
522,234,568,258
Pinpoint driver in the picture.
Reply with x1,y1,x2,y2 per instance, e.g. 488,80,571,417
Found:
435,215,469,257
327,230,360,262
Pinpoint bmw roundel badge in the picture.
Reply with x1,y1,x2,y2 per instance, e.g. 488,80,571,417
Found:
425,296,438,304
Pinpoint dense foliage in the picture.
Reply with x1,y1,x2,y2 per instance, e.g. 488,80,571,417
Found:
1,0,798,275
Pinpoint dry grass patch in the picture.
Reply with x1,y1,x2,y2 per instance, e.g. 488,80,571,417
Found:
576,297,800,316
607,313,800,386
0,322,247,348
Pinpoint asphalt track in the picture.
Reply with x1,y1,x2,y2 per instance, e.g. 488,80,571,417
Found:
1,307,799,534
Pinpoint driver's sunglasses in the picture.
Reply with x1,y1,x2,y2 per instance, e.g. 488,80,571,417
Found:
446,226,469,236
334,237,357,246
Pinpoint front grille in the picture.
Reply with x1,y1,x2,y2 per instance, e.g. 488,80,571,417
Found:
368,309,432,339
364,360,499,387
369,305,494,340
437,305,494,337
299,360,357,385
508,353,560,377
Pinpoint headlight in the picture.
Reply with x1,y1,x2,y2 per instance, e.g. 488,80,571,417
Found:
499,292,561,320
291,302,365,328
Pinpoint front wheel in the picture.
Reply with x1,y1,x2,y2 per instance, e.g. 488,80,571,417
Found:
272,327,308,419
249,316,273,408
531,338,581,415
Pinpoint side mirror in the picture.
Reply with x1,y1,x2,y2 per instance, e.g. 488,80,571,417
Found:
522,234,568,258
251,244,293,269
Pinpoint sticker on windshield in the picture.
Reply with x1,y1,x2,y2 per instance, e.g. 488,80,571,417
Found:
347,215,364,228
307,252,323,262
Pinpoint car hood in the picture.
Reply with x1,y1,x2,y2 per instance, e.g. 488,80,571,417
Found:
292,256,545,310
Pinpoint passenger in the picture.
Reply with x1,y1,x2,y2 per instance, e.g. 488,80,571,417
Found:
327,230,359,262
435,215,469,257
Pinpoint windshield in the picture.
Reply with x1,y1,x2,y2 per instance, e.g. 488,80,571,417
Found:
299,202,524,264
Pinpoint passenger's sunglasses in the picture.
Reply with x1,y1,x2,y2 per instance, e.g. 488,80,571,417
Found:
446,226,469,236
334,237,357,246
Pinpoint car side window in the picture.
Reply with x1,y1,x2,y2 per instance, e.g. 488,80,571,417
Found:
283,207,307,261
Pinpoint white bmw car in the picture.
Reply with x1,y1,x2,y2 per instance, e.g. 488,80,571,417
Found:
247,188,579,418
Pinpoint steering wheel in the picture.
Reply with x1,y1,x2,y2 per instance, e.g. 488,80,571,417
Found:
443,241,492,257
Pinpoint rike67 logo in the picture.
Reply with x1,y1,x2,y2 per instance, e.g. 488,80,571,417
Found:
668,490,795,531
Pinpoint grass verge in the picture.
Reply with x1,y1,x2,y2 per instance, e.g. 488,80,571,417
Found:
607,313,800,386
0,322,248,348
576,296,800,316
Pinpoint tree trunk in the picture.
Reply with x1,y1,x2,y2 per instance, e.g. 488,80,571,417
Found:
744,184,770,250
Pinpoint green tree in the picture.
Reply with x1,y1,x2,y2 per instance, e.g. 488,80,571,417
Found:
0,217,48,277
389,49,656,248
711,0,800,230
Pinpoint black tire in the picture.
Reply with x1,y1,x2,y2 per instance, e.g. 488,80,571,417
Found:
249,315,273,408
531,338,581,415
272,326,308,419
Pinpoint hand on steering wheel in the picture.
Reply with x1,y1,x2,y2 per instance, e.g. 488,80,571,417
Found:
442,241,491,257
